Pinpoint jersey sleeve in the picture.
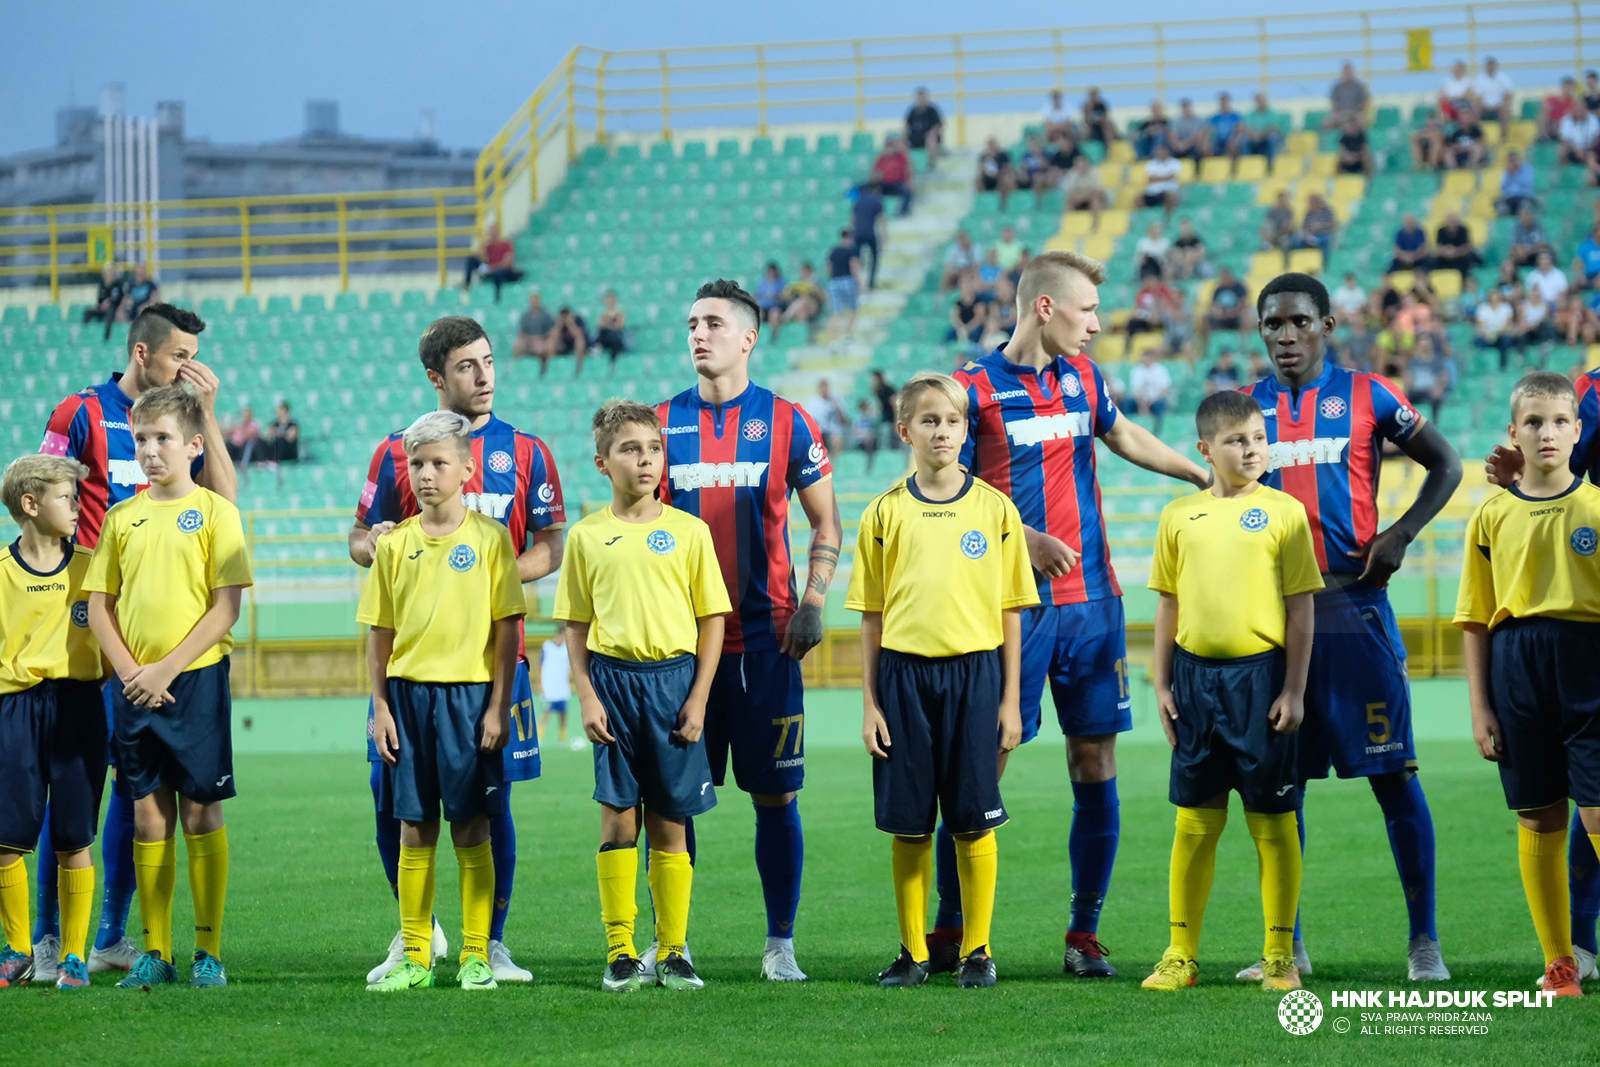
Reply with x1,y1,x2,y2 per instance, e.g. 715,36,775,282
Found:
1147,507,1179,594
1367,374,1425,445
998,497,1041,609
524,435,566,533
845,495,887,612
786,402,833,490
1453,505,1496,626
355,537,394,629
551,529,591,624
1276,500,1326,597
688,523,733,618
488,525,528,621
1575,372,1600,482
955,368,981,472
356,439,402,526
1089,362,1120,437
40,394,89,459
82,513,121,595
209,503,255,590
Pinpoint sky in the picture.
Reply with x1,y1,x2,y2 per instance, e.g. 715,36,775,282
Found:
0,0,1577,157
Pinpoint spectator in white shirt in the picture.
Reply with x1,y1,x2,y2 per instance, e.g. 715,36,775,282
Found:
1141,142,1182,216
1472,56,1515,122
1439,60,1474,121
1559,103,1600,163
1134,222,1170,280
941,229,980,290
804,379,849,458
1332,272,1368,323
1129,348,1172,435
1061,155,1106,225
1526,251,1570,307
1041,90,1076,141
1474,286,1516,369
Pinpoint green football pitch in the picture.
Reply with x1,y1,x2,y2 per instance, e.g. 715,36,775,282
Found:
8,681,1592,1066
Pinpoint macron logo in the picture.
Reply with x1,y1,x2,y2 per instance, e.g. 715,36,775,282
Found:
670,461,769,491
990,389,1027,401
463,492,513,519
1006,412,1091,447
1267,437,1349,471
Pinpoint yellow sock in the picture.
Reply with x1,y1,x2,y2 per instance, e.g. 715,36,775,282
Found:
1169,806,1227,961
185,828,229,959
1245,809,1302,962
133,838,176,962
456,840,493,963
597,847,638,963
891,835,934,963
648,849,693,957
58,865,96,962
0,856,29,954
398,845,437,968
1519,825,1571,966
955,832,999,959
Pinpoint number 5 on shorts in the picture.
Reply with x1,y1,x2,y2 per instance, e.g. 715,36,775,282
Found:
1366,702,1390,745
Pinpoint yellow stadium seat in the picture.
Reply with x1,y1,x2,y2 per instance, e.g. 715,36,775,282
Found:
1308,153,1339,179
1469,192,1498,218
1177,158,1196,183
1057,212,1094,238
1235,155,1269,181
1108,308,1133,330
1271,154,1307,178
1480,168,1503,195
1427,270,1462,299
1083,233,1116,261
1109,141,1136,164
1288,131,1319,155
1192,279,1218,311
1129,331,1166,357
1098,161,1127,187
1199,157,1232,183
1468,217,1489,244
1331,174,1366,202
1389,270,1416,293
1441,170,1476,197
1256,178,1293,206
1113,184,1142,209
1251,250,1284,276
1587,344,1600,371
1482,124,1502,147
1508,121,1537,146
1094,334,1127,362
1098,210,1131,238
1045,233,1076,251
1287,248,1324,275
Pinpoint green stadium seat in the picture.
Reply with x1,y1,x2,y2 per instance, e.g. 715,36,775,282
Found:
198,297,228,319
31,305,60,325
1303,109,1327,130
649,141,674,161
849,132,875,152
613,143,640,162
233,297,261,317
681,141,707,160
1519,99,1540,121
1409,104,1435,128
2,305,30,324
581,144,606,165
367,291,395,312
1372,106,1401,129
333,292,361,312
300,294,327,314
715,139,741,159
265,295,294,315
815,134,841,154
749,137,774,157
781,136,807,155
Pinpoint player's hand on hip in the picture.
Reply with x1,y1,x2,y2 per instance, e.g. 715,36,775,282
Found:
177,360,222,409
997,699,1023,755
1483,444,1523,488
1155,687,1180,751
670,699,707,747
580,695,615,745
1269,691,1304,734
1471,706,1503,761
1025,526,1078,579
781,601,826,661
862,702,892,758
1347,525,1410,587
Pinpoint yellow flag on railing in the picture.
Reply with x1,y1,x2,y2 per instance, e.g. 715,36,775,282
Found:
87,225,114,267
1406,29,1433,72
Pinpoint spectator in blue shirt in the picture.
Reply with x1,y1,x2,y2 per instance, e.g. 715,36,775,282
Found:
1388,213,1433,272
851,182,887,290
1404,332,1456,423
1572,223,1600,285
755,262,787,332
1494,149,1537,216
1207,92,1245,157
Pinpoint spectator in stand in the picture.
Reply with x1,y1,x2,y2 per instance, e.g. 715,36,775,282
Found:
1041,90,1077,141
1572,223,1600,285
1410,111,1448,169
1514,280,1559,356
1128,347,1172,434
1527,250,1570,310
595,289,629,366
1475,285,1516,368
1439,60,1474,121
120,263,159,321
1047,124,1082,171
1445,105,1487,169
975,138,1017,210
1202,267,1250,342
1495,149,1538,215
826,228,861,336
1336,117,1373,176
852,181,887,290
851,399,880,473
975,248,1004,303
805,379,848,459
1327,62,1370,128
1134,101,1172,159
1142,142,1182,216
1135,221,1170,280
1061,155,1106,225
1241,93,1284,161
1433,213,1484,277
940,229,980,291
1168,99,1210,160
756,262,787,332
872,135,914,215
1510,204,1553,266
512,291,557,360
905,88,944,167
1332,272,1368,323
83,262,125,340
1017,134,1057,208
1473,56,1515,123
1586,70,1600,111
1081,88,1118,143
1389,213,1433,272
542,306,590,377
1296,193,1339,262
1246,351,1272,382
1204,348,1241,393
1260,190,1297,252
778,263,825,339
1169,217,1208,280
261,401,301,484
1540,77,1581,141
1556,290,1600,346
1557,101,1600,170
1205,92,1244,158
1006,248,1031,293
463,222,523,302
868,370,899,448
993,224,1025,271
224,404,261,470
1454,274,1483,321
1404,333,1456,422
984,293,1018,347
1128,274,1179,339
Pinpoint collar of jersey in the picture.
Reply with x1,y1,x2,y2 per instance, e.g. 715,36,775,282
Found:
7,537,74,578
1267,360,1337,396
102,373,134,410
685,381,756,412
469,413,508,438
907,470,974,504
1508,475,1584,502
987,346,1064,380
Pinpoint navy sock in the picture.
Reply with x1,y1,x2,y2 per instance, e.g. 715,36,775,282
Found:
753,800,803,939
1570,809,1600,955
685,816,696,867
1067,778,1120,935
933,822,962,929
489,783,515,943
1293,803,1305,942
371,761,401,899
33,812,60,941
93,788,137,950
1373,774,1437,942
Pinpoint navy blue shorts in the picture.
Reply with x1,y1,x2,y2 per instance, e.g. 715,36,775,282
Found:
385,679,505,824
1300,582,1415,781
0,681,108,853
590,653,717,819
705,650,805,794
1019,598,1132,743
369,660,539,782
545,699,568,713
873,648,1008,837
112,658,235,804
1169,648,1300,814
1489,617,1600,811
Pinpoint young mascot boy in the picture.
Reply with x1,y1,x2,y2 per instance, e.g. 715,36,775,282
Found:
1458,370,1600,998
0,456,107,989
85,385,253,990
555,400,730,994
1143,390,1323,993
847,371,1037,990
359,410,523,992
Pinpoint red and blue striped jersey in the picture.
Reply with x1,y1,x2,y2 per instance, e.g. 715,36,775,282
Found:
1575,368,1600,484
39,373,205,549
953,348,1121,606
655,382,832,654
1243,363,1424,575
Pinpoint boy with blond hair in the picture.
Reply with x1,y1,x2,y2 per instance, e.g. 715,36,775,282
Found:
0,456,106,989
85,385,253,989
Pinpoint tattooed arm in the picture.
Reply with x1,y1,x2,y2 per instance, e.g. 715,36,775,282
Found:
781,477,843,660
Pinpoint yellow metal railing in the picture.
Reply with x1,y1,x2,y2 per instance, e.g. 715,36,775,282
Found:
0,188,478,303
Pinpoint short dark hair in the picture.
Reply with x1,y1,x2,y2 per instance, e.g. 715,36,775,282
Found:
1256,272,1331,318
418,315,488,375
127,303,205,356
694,279,761,332
1196,390,1264,439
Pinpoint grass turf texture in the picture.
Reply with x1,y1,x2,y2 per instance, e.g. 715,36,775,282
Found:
7,683,1591,1065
